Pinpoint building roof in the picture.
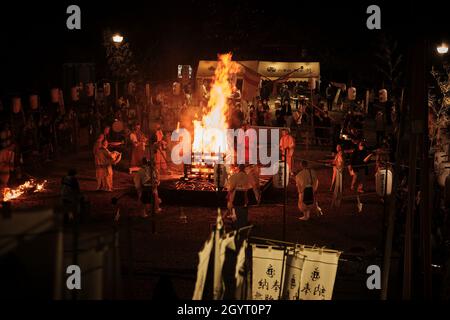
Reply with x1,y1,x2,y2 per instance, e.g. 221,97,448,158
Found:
196,60,320,81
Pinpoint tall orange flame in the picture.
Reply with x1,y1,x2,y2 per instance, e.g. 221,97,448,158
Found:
192,53,240,157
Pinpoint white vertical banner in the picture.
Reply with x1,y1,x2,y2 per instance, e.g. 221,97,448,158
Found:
234,240,247,300
282,249,306,300
252,245,285,300
217,232,236,299
298,247,341,300
192,234,214,300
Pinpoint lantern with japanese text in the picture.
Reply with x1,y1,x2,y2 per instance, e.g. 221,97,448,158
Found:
347,87,356,101
12,97,22,113
273,161,290,188
375,168,393,196
379,89,388,103
29,95,39,110
50,88,60,103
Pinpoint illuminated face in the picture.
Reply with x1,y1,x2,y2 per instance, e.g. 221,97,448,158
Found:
336,145,342,152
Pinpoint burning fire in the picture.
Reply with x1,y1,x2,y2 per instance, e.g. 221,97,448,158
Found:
192,53,240,157
2,179,47,202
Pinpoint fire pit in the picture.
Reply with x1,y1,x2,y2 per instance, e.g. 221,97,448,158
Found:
1,179,47,202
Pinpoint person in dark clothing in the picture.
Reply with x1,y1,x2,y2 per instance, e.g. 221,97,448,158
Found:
227,164,250,229
349,141,372,192
313,110,323,145
326,84,334,110
256,102,265,126
275,105,286,127
282,99,293,128
61,168,82,221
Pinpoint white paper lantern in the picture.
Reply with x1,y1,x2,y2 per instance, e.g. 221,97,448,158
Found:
214,164,228,188
347,87,356,101
273,161,290,188
145,83,151,98
29,95,39,110
434,151,448,171
103,83,111,97
379,89,388,103
71,87,80,101
173,82,181,96
86,83,95,97
12,97,22,113
50,88,60,103
128,82,136,95
375,168,393,196
308,78,316,90
438,162,450,187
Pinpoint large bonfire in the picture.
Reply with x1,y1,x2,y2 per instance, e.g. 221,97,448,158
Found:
192,53,240,159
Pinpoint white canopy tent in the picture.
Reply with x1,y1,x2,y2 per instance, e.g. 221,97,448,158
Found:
196,60,320,101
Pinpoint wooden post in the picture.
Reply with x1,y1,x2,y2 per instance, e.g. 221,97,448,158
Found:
419,39,432,299
403,133,418,299
213,208,223,299
380,89,405,300
71,207,80,301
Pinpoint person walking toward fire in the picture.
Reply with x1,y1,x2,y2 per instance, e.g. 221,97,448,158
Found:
133,157,162,218
227,164,251,229
61,168,82,221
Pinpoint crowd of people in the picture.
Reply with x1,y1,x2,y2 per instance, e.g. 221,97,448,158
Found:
1,80,398,227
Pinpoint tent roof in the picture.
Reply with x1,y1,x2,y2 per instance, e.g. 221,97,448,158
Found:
196,60,320,81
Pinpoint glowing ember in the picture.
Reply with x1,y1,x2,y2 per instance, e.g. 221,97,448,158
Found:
192,53,240,157
2,179,47,202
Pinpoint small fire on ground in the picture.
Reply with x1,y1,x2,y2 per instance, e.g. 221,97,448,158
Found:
2,179,47,202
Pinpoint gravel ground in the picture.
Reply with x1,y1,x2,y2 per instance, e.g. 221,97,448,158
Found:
7,144,397,299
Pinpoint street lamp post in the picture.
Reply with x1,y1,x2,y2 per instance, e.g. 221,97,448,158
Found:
112,33,124,101
112,33,124,45
437,42,448,55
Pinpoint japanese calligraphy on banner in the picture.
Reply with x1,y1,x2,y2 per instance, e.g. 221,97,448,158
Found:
252,245,285,300
298,247,341,300
282,250,306,300
192,234,213,300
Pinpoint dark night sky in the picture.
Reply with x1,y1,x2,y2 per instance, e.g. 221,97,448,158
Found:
0,0,448,96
